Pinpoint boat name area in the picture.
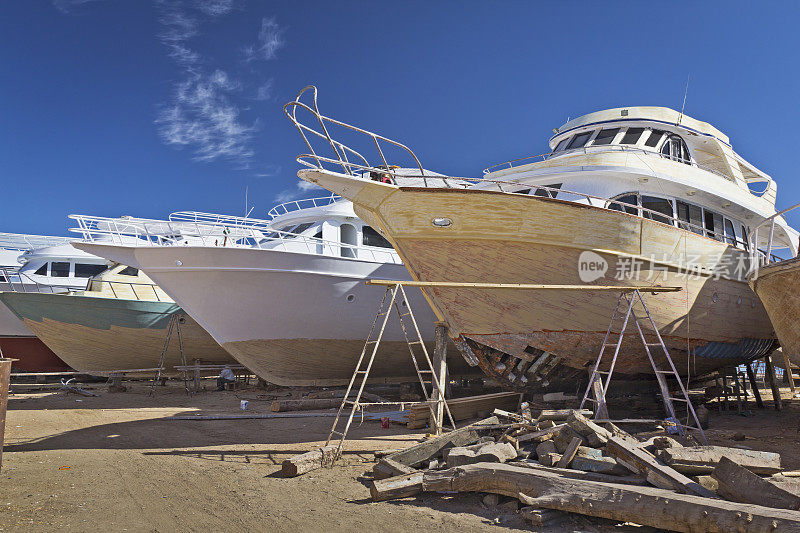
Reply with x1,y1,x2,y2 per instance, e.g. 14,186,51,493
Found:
577,250,755,283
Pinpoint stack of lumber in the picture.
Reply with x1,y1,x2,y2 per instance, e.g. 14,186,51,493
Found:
370,408,800,531
406,391,521,429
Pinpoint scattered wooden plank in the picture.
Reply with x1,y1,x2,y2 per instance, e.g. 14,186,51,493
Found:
566,411,612,447
508,461,647,486
605,436,717,498
516,423,564,444
384,416,499,469
570,455,630,476
420,463,800,532
711,456,800,510
373,457,418,480
407,392,520,429
520,506,572,528
535,409,592,422
281,445,338,477
370,471,424,502
656,446,782,475
556,437,582,468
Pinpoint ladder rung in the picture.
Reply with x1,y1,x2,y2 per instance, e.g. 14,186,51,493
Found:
365,340,378,344
646,343,663,346
595,370,610,375
655,370,673,374
418,370,433,373
603,342,620,347
408,340,423,345
330,430,344,436
355,370,369,374
669,397,688,402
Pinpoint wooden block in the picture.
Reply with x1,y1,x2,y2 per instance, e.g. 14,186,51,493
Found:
536,440,557,459
281,445,338,477
516,423,564,444
373,457,417,480
387,416,498,468
520,506,572,527
553,426,587,453
711,456,800,510
575,446,603,459
370,471,424,501
508,461,648,486
407,393,520,428
657,446,782,475
535,408,592,422
570,455,629,476
605,436,717,498
421,463,800,532
566,411,612,447
556,437,583,468
539,452,562,467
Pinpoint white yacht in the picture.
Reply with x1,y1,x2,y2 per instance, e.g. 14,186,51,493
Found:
72,202,478,386
288,87,798,391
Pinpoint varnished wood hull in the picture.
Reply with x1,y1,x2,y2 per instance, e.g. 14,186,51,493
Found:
301,171,777,387
750,258,800,367
0,292,235,374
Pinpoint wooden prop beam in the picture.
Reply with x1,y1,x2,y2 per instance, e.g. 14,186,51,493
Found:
366,280,682,292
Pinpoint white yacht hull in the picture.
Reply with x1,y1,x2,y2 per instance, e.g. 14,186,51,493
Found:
73,243,477,386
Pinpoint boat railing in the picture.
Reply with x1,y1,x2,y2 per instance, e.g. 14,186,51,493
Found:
482,144,739,185
70,214,402,264
267,195,341,219
748,202,800,276
0,232,73,252
284,86,451,186
0,267,76,294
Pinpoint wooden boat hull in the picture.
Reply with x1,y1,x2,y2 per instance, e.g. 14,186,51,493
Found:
0,292,235,375
750,258,800,367
301,171,777,389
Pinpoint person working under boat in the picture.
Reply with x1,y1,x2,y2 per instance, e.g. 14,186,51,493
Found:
217,365,235,390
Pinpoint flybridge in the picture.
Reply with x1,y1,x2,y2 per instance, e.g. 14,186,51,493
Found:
0,232,73,252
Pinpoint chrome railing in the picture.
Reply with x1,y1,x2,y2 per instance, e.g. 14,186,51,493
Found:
267,195,341,219
70,214,402,264
0,267,78,294
284,86,452,186
748,203,800,276
0,232,73,252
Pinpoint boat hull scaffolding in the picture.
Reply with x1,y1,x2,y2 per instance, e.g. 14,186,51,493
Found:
72,243,480,386
300,170,777,389
0,292,234,374
750,258,800,367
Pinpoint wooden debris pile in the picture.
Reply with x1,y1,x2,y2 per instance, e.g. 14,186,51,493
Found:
370,408,800,532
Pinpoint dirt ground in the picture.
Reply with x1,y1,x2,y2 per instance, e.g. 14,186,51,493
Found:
1,381,799,533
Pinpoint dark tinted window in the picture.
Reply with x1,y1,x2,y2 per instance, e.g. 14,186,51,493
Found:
51,262,70,277
608,194,638,215
75,264,107,278
362,226,393,249
591,128,619,146
704,210,724,241
724,219,737,246
641,196,673,224
288,222,314,236
515,188,531,195
566,131,593,149
676,201,703,235
533,183,561,198
34,263,48,276
553,138,569,152
621,127,645,145
644,129,666,147
118,266,139,276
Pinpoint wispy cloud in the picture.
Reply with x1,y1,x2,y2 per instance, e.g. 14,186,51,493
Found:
243,17,284,62
52,0,103,14
254,79,273,101
274,179,323,203
155,1,275,165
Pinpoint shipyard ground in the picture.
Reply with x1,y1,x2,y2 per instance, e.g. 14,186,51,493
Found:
1,382,799,532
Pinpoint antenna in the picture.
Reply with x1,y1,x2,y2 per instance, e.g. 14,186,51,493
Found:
677,74,690,124
244,186,249,218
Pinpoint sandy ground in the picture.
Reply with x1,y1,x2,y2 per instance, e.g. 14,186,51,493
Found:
1,381,798,532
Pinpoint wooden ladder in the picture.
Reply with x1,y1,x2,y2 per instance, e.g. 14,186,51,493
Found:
325,283,456,462
579,289,708,445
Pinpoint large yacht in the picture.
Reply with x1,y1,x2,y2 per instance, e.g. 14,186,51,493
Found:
71,203,479,386
289,88,798,391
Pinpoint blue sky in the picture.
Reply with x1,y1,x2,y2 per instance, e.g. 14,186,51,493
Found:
3,1,800,235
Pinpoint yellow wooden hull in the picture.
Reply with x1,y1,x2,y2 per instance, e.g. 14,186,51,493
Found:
750,259,800,367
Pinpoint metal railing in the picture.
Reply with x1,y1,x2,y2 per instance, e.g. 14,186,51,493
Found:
70,213,403,265
0,232,73,252
267,195,341,219
0,267,78,294
748,202,800,276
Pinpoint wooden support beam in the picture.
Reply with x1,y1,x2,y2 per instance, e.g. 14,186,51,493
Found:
281,445,338,477
366,280,682,292
370,472,424,501
779,349,797,395
656,445,782,476
764,354,783,411
745,362,764,409
711,456,800,510
421,463,800,532
431,322,449,435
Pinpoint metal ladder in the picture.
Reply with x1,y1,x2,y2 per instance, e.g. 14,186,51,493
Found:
149,313,190,395
325,283,456,462
579,289,708,445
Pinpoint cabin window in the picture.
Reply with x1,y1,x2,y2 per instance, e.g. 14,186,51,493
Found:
591,128,620,146
676,201,703,235
661,134,691,164
51,262,70,277
724,219,737,246
608,194,638,215
118,266,139,276
641,196,674,224
34,263,48,276
566,131,593,150
704,210,725,241
553,138,569,152
533,183,561,199
644,129,666,148
340,224,357,258
288,222,314,237
621,128,645,145
75,264,107,278
516,188,531,195
741,225,750,250
362,226,393,249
